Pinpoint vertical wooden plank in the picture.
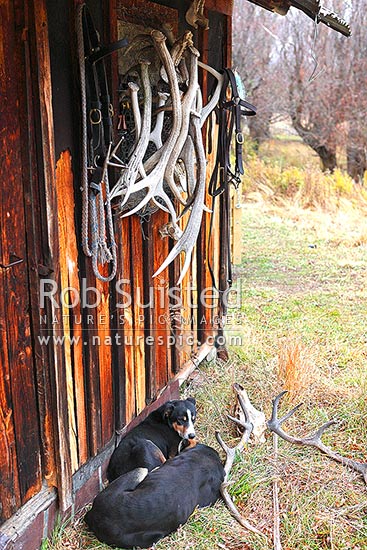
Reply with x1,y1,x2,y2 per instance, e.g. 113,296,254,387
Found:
108,0,126,433
96,275,114,447
197,21,218,346
130,216,146,414
151,212,170,392
0,267,20,523
217,12,232,332
0,0,42,510
175,209,194,364
169,255,182,375
197,9,232,345
0,0,26,521
225,11,232,63
22,0,57,491
55,151,88,468
143,215,173,399
231,186,242,265
122,219,136,423
207,123,221,339
111,216,126,432
11,320,45,503
191,243,198,346
55,153,78,472
33,0,72,511
143,220,156,402
76,0,114,451
83,266,102,456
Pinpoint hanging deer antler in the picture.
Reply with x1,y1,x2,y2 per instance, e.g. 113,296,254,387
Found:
185,0,209,30
111,31,183,215
215,384,266,537
198,61,224,127
108,27,225,283
149,92,169,150
164,43,200,206
267,391,367,484
153,91,206,284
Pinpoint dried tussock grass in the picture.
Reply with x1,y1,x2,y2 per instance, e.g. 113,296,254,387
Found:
276,337,318,403
242,154,367,217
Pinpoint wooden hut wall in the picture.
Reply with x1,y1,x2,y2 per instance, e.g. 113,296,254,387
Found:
0,0,233,534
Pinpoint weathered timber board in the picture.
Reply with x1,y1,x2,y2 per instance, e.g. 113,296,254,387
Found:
151,212,171,392
55,151,88,469
122,218,136,423
130,216,146,414
34,0,73,511
0,0,42,519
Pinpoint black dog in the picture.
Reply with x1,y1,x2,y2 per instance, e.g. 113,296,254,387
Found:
107,398,197,481
86,444,224,549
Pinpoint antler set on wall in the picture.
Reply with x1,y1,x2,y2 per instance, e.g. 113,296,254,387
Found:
109,29,222,283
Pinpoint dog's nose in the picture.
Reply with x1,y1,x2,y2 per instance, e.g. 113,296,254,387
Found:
188,433,196,439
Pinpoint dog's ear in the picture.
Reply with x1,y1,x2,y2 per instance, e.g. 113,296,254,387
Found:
187,397,196,406
162,401,175,419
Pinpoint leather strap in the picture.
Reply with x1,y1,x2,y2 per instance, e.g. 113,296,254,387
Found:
208,68,256,294
88,37,129,64
81,6,128,168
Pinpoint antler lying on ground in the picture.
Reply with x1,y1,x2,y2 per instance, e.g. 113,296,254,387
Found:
215,384,266,537
232,383,266,445
267,390,367,485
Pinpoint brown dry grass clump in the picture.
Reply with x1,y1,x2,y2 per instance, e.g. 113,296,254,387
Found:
276,337,318,403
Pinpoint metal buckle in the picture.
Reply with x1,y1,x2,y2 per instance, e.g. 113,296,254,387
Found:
90,108,102,124
236,132,244,145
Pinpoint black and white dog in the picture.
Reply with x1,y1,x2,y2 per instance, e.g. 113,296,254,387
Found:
86,443,224,549
107,398,197,481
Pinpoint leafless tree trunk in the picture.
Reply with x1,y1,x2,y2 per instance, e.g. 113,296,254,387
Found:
233,0,367,181
347,128,366,183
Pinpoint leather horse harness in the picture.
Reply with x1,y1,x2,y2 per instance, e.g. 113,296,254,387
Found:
208,69,256,292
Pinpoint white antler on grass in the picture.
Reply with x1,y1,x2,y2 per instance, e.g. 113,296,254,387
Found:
215,383,266,538
267,391,367,484
233,383,266,445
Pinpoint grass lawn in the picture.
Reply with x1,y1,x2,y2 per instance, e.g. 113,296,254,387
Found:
45,193,367,550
